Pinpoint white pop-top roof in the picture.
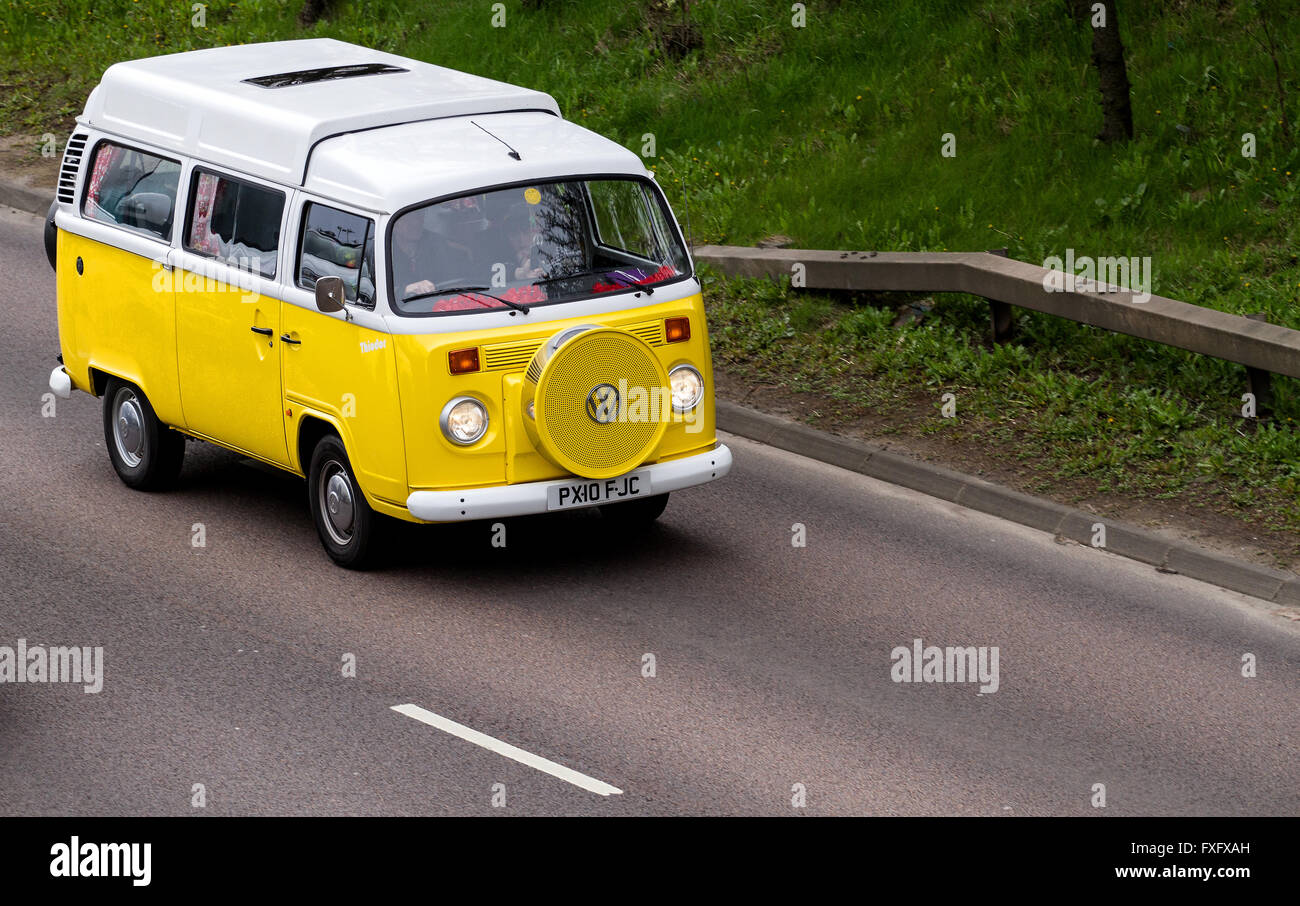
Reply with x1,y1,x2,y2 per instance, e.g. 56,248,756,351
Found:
79,39,567,190
306,111,649,212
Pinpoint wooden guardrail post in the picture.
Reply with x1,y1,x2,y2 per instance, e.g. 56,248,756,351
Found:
1245,312,1275,424
986,248,1014,344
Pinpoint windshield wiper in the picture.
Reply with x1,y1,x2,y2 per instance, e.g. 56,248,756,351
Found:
403,285,530,314
531,270,600,287
533,269,655,294
602,270,654,295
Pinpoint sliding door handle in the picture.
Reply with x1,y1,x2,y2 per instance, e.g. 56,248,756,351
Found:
280,334,301,345
250,326,273,336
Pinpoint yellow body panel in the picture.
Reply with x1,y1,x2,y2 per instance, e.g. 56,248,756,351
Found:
57,231,184,426
281,305,408,505
174,266,288,466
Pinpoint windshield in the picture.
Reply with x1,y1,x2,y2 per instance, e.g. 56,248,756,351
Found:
387,178,690,316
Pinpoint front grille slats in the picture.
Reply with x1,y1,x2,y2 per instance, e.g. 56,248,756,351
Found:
483,339,543,372
482,319,666,374
627,322,664,345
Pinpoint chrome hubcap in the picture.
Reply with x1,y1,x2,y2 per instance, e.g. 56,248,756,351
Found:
113,389,145,468
320,462,354,544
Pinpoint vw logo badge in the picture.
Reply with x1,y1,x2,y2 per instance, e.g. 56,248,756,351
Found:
586,383,620,424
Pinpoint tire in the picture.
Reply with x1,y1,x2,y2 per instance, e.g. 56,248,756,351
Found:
598,492,669,528
308,434,382,569
44,200,58,271
102,378,185,490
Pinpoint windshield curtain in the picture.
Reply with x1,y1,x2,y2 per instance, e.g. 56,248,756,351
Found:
387,177,690,316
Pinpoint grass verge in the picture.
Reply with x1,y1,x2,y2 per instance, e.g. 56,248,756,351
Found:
705,268,1300,568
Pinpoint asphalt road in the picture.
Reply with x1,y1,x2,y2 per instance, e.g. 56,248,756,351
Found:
1,204,1297,816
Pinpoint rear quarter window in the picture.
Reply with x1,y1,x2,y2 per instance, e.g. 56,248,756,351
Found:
82,141,181,241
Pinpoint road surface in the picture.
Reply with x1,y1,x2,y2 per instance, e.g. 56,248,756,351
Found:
1,205,1297,816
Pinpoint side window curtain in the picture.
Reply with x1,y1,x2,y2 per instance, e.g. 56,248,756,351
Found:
187,172,223,256
83,145,122,219
81,141,181,241
185,169,285,278
359,223,376,307
297,202,376,307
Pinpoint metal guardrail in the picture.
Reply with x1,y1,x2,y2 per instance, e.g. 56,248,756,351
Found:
693,245,1294,415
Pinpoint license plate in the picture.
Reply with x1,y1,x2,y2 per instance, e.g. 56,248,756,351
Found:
547,471,652,511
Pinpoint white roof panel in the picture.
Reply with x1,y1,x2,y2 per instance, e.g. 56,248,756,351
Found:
80,39,561,185
305,111,648,212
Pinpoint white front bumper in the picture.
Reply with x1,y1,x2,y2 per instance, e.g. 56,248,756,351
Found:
406,444,732,522
49,365,72,399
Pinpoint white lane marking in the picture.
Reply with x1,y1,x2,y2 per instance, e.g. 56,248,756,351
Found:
391,703,623,796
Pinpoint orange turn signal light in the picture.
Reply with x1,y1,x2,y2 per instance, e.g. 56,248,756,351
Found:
449,347,481,374
665,317,691,343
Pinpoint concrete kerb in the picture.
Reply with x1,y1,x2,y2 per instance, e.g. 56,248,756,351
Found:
0,179,50,216
716,399,1298,603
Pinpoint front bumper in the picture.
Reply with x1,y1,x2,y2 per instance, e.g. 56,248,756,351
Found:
49,365,72,399
406,444,732,522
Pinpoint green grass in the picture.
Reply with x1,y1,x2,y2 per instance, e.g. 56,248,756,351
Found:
704,268,1300,544
2,2,1295,277
2,0,1299,543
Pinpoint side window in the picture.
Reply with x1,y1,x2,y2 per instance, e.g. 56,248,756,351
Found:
588,180,659,261
81,141,181,241
297,202,376,306
184,169,285,278
587,180,687,275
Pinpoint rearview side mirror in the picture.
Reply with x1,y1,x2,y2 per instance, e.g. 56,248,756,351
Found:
315,275,346,313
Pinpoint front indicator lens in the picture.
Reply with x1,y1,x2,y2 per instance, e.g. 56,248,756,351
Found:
441,397,488,445
669,365,704,411
449,347,481,374
665,317,691,343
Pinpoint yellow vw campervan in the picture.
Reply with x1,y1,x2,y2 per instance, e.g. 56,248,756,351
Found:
47,39,731,567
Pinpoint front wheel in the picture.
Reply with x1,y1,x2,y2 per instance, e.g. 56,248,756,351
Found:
102,378,185,490
598,492,669,529
308,434,382,569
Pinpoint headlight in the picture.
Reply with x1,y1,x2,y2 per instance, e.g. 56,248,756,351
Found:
669,365,704,411
441,397,488,445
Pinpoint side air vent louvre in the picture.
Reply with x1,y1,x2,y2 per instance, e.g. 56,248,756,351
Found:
57,133,88,205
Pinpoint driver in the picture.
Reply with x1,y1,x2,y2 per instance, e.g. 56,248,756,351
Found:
391,210,473,300
391,212,436,299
